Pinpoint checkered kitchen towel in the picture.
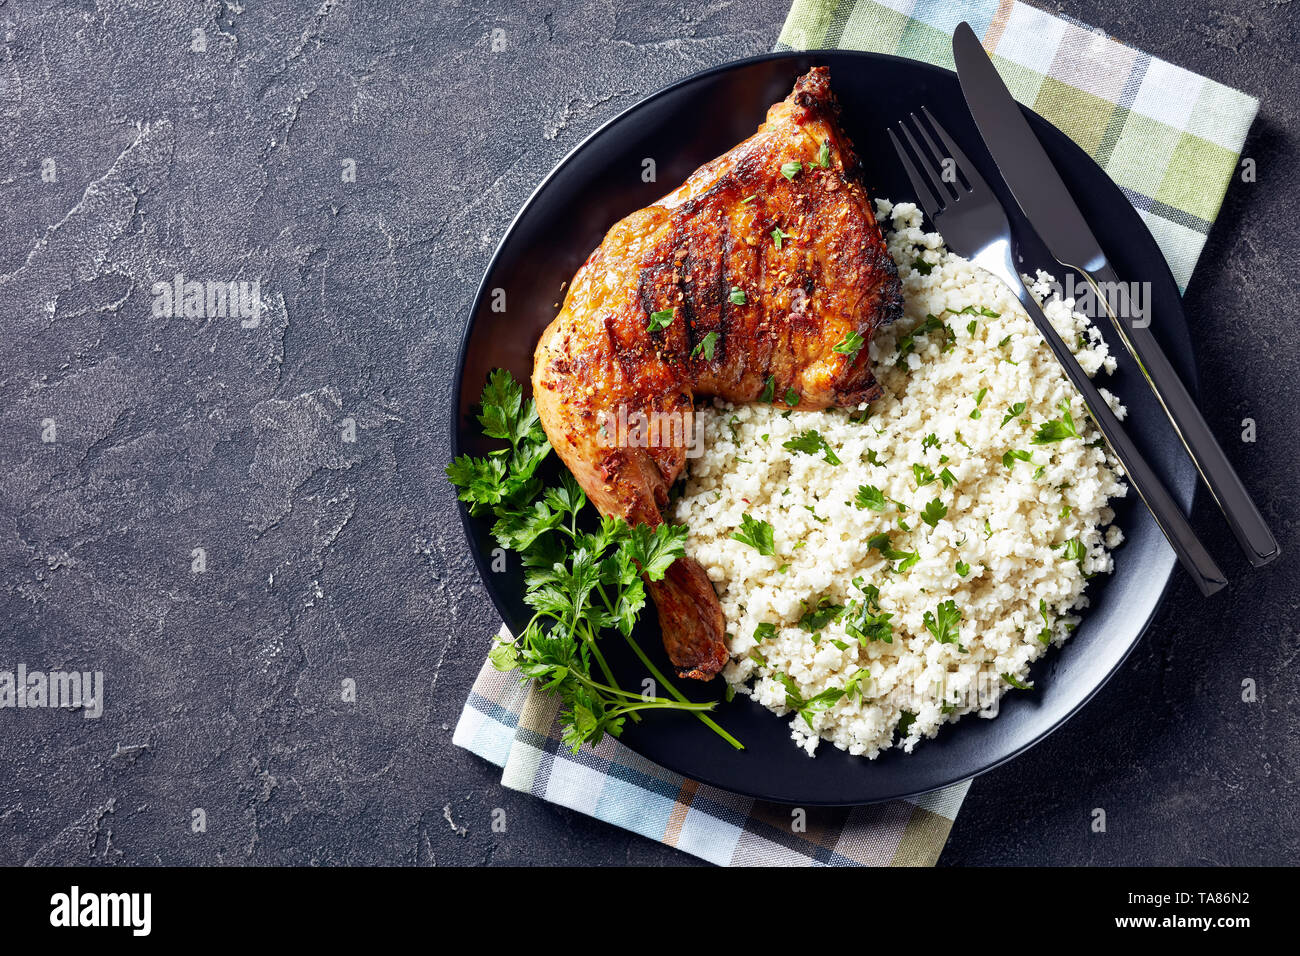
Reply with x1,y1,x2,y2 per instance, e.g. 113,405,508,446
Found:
455,637,969,866
777,0,1259,292
454,1,1257,866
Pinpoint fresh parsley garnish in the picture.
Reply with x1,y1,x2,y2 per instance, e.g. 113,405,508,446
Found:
1002,448,1033,468
923,599,962,647
920,498,948,527
1036,598,1052,645
732,514,775,555
868,533,919,574
448,370,741,753
776,673,843,729
690,331,719,360
759,374,776,402
798,596,845,633
842,667,869,702
1033,401,1081,443
969,386,988,419
854,484,888,511
832,329,865,361
1000,402,1027,428
771,226,790,249
646,308,674,332
815,140,830,168
728,286,747,306
780,160,803,180
784,429,841,465
844,580,893,645
894,313,945,367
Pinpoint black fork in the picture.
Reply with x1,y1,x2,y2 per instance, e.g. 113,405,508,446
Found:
888,109,1226,596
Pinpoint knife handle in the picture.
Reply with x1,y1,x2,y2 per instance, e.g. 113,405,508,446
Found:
1087,264,1280,568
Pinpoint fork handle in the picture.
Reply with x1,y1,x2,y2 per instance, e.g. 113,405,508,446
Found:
1086,264,1279,568
1015,287,1228,597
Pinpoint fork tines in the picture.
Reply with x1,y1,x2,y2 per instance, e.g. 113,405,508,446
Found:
888,108,987,220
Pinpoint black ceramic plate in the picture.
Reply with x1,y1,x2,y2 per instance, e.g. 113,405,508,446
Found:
451,52,1197,804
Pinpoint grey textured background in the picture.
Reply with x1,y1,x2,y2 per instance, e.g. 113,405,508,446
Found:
0,0,1295,866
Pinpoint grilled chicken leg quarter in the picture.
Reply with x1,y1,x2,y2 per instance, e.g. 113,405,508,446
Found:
532,68,903,680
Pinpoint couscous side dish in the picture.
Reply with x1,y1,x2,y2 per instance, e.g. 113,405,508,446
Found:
673,200,1128,758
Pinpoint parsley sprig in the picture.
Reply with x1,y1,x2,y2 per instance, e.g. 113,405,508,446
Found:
448,370,741,752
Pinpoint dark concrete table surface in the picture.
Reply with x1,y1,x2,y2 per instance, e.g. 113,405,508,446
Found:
1,0,1295,866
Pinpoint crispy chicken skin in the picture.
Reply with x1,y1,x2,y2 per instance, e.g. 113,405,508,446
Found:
532,68,902,680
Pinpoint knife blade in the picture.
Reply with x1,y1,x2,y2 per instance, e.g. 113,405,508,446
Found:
952,20,1279,568
952,23,1109,273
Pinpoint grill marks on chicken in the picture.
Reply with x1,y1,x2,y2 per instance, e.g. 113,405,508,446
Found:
533,68,903,680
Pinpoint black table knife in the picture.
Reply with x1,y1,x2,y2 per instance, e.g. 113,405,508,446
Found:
952,21,1279,568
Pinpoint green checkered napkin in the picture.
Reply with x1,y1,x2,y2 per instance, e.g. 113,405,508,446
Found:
777,0,1259,291
455,631,968,866
454,1,1257,867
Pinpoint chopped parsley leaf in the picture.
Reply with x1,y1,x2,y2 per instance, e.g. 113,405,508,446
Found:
646,308,674,332
690,331,719,360
923,599,962,646
1000,402,1027,428
731,514,775,555
1059,537,1086,564
784,429,841,465
798,596,845,633
832,329,866,360
854,484,888,511
1036,598,1052,645
920,498,948,527
1032,401,1081,443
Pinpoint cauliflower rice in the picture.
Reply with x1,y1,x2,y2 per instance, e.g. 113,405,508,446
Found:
673,201,1128,758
